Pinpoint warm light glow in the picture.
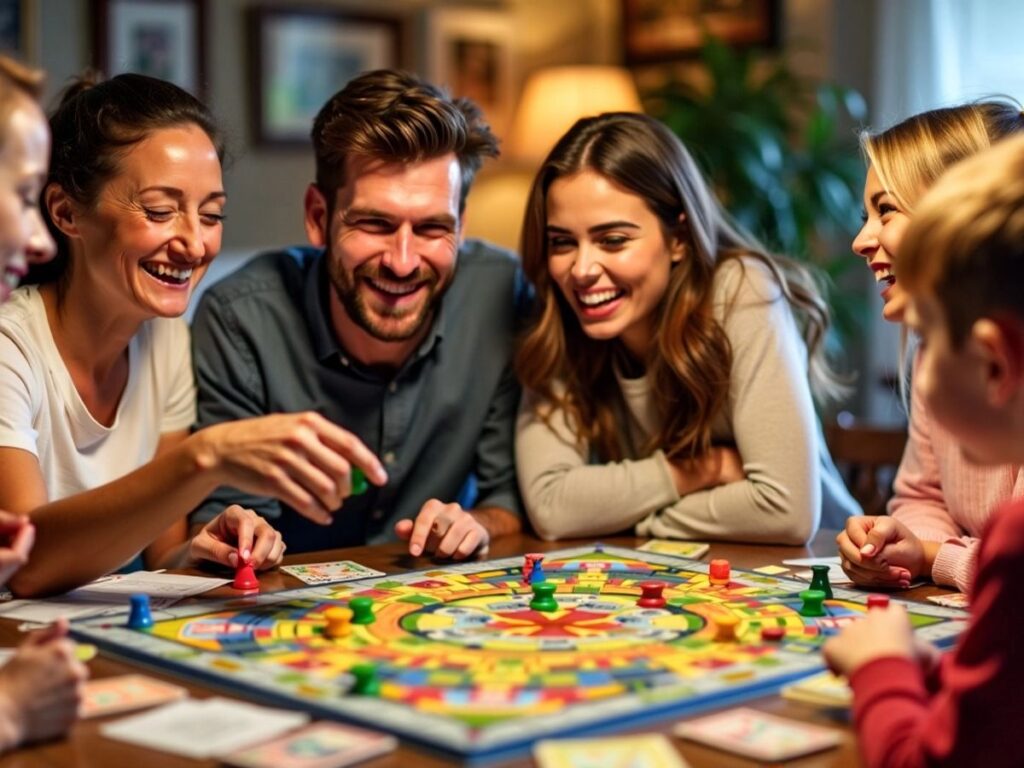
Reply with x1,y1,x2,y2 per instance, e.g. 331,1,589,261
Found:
507,66,643,163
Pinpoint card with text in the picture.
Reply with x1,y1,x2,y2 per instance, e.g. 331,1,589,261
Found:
222,722,397,768
674,707,841,761
81,674,187,718
535,734,690,768
637,540,710,559
280,561,385,585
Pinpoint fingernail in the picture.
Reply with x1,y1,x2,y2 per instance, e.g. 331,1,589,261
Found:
241,549,251,561
860,544,876,556
228,552,238,567
411,544,422,556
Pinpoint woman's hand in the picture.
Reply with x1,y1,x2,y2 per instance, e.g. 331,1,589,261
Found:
836,516,932,589
0,512,34,587
191,412,388,524
189,505,286,570
0,619,86,752
667,446,745,496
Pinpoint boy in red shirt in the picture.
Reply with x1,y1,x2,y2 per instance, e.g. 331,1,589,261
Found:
824,133,1024,768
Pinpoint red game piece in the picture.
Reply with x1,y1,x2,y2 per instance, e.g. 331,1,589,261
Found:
867,594,890,610
523,553,543,584
637,581,667,608
233,560,260,591
761,626,786,642
709,559,730,585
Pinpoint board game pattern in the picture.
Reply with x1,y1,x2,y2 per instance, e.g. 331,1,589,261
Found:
71,546,968,762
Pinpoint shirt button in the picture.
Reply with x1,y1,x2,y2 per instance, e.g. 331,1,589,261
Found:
371,509,385,520
383,451,396,465
387,381,397,394
340,355,350,367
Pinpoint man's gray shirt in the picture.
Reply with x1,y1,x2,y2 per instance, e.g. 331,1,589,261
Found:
190,240,528,552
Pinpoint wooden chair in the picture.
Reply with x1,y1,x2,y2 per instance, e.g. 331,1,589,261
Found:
825,413,908,517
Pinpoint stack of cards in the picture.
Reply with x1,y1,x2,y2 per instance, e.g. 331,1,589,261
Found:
674,707,841,761
638,540,710,559
534,734,690,768
222,722,398,768
927,592,969,608
281,561,385,585
780,671,853,708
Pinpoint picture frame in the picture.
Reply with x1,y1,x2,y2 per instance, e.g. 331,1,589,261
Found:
622,0,779,64
0,0,38,61
249,6,402,146
92,0,206,97
423,8,515,142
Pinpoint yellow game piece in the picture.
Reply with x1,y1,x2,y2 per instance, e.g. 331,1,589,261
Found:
324,607,353,639
74,643,98,662
712,613,740,642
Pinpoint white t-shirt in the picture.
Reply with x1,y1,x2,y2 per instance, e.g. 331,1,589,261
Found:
0,286,196,502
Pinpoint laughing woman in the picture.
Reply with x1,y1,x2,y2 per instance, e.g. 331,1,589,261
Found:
0,74,386,596
515,113,857,544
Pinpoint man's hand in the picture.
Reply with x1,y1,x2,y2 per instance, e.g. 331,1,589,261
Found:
394,500,489,560
189,505,286,570
0,512,33,587
836,516,930,588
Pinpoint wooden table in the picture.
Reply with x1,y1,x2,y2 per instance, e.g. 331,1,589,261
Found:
0,531,954,768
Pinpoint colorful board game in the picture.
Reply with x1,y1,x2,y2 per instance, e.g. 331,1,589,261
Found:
71,546,968,762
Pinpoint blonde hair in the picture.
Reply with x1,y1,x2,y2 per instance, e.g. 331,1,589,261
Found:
516,113,840,462
861,100,1024,213
899,134,1024,347
0,54,43,134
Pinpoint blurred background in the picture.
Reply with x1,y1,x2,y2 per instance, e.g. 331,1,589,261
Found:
5,0,1024,429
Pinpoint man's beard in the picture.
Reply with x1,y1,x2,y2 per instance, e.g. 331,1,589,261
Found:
329,258,447,342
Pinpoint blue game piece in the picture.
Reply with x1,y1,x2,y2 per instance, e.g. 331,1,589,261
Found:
127,593,154,630
529,556,546,584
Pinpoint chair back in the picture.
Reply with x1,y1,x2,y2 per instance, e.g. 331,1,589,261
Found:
825,414,908,517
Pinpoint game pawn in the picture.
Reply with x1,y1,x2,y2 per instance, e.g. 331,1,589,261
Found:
528,555,546,584
349,663,381,696
712,613,740,642
798,588,827,617
867,594,890,611
708,559,730,586
324,607,353,639
233,560,260,592
637,581,667,608
529,581,558,612
523,553,543,585
349,596,376,625
809,564,834,599
350,467,369,496
127,593,154,630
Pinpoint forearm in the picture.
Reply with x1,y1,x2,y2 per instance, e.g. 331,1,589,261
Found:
470,506,521,540
10,435,222,596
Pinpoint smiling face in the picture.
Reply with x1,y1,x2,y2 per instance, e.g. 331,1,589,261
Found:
852,166,912,323
0,93,53,302
65,123,224,319
545,169,684,359
307,153,461,362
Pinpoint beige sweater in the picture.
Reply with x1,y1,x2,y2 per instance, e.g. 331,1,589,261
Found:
516,257,858,545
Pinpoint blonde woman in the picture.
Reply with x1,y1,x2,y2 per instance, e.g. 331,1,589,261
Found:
515,113,857,544
839,100,1024,591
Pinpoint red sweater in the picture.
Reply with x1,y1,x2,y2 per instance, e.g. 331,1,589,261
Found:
849,497,1024,768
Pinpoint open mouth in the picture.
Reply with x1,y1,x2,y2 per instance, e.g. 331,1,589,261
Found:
872,267,896,287
576,288,625,309
141,263,193,286
365,276,424,299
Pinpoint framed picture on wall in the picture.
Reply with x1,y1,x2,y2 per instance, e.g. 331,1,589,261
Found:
622,0,779,64
423,8,515,141
0,0,37,60
92,0,206,96
249,6,402,146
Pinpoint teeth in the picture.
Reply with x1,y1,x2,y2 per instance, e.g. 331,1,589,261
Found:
2,271,19,290
144,263,193,281
874,268,895,284
369,278,419,296
577,289,621,306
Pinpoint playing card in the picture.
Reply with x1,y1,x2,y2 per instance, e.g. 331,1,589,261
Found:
927,592,969,608
280,561,385,585
222,722,397,768
674,707,841,761
81,674,187,718
752,564,790,575
780,671,852,708
535,734,690,768
637,540,710,559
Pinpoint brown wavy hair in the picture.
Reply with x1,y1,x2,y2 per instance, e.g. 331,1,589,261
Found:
515,113,838,462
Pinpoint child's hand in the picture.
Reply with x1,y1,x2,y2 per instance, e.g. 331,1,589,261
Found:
189,505,286,570
836,516,927,588
0,619,86,751
0,512,34,587
823,604,916,677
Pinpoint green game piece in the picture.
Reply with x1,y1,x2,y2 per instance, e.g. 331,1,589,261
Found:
809,564,834,598
349,663,380,695
349,596,375,625
350,467,368,495
529,581,558,612
798,588,827,617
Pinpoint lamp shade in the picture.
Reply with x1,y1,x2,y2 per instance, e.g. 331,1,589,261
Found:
507,65,643,163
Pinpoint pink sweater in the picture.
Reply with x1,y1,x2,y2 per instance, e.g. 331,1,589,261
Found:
889,356,1024,592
